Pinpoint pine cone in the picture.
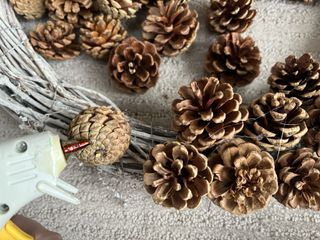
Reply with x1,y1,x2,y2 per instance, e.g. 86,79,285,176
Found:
142,0,199,57
144,141,213,210
244,92,309,152
208,0,256,34
68,106,131,166
45,0,93,25
140,0,189,7
109,37,161,93
275,148,320,210
304,97,320,156
209,139,278,215
205,33,261,87
10,0,46,19
96,0,141,19
79,15,127,59
172,77,249,151
268,54,320,107
29,20,80,60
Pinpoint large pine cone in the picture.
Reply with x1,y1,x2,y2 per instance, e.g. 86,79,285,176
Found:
142,0,199,57
304,97,320,156
244,92,309,152
205,33,261,87
45,0,93,25
68,106,131,166
109,37,161,93
29,20,80,60
79,15,127,59
275,148,320,210
172,77,249,151
10,0,46,19
268,54,320,107
96,0,141,19
209,139,278,215
144,141,213,210
208,0,256,34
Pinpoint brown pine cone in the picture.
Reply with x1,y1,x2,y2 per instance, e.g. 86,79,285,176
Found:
68,106,131,166
268,54,320,107
45,0,93,25
144,141,213,210
96,0,141,19
109,37,161,93
205,33,261,87
79,15,127,59
244,92,309,152
172,77,249,151
140,0,189,7
142,0,199,57
29,20,80,60
209,139,278,215
208,0,256,34
275,148,320,210
10,0,46,19
304,97,320,156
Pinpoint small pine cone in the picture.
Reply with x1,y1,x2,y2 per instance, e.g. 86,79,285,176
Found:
29,20,80,60
68,106,131,166
268,54,320,107
79,15,127,59
275,148,320,210
205,33,261,87
142,0,199,57
144,141,213,210
10,0,46,19
45,0,93,25
209,139,278,215
109,37,161,93
208,0,256,34
304,97,320,156
244,92,309,152
96,0,142,19
172,77,249,151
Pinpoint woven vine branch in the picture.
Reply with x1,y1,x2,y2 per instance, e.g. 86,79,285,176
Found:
0,0,176,174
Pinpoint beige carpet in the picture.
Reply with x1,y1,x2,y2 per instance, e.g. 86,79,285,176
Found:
1,0,320,239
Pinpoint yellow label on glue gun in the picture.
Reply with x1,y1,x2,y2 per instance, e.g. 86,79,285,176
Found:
0,221,33,240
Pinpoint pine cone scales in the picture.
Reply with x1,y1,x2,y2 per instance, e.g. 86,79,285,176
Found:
244,92,309,151
109,37,161,93
79,15,127,59
208,0,256,34
142,0,199,56
144,141,213,210
30,20,80,60
268,54,320,107
96,0,142,19
209,139,278,215
10,0,46,19
68,106,131,166
172,77,249,151
275,148,320,210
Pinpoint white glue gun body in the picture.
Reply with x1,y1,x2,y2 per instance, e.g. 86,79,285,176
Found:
0,132,80,229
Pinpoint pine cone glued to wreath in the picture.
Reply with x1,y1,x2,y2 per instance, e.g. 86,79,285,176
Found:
68,106,131,166
96,0,142,19
208,0,256,34
45,0,93,25
275,148,320,210
79,15,127,59
142,0,199,56
109,37,161,93
144,141,213,210
209,139,278,215
29,20,80,60
244,92,309,152
172,77,249,151
10,0,46,19
268,54,320,107
205,32,261,87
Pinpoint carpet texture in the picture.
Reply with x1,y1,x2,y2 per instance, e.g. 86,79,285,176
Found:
1,0,320,239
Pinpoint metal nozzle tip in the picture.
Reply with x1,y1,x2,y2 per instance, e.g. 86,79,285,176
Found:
63,141,90,154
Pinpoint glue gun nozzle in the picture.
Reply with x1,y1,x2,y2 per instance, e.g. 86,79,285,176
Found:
63,141,90,154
